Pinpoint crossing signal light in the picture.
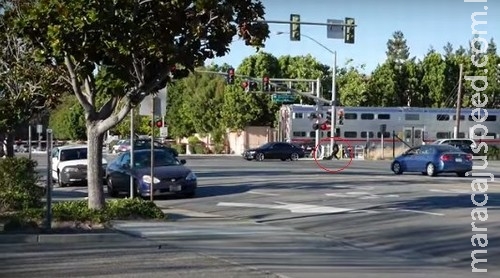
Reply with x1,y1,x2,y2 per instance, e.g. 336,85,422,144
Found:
149,120,163,128
344,17,355,44
290,14,300,41
262,76,271,91
312,123,319,130
320,123,328,131
227,68,235,84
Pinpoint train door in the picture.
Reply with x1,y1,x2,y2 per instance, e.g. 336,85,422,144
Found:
403,127,424,147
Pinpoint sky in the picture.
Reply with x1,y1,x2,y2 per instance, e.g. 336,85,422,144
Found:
206,0,500,74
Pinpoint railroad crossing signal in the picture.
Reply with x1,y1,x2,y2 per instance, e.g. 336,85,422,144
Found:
344,17,355,44
290,14,301,41
262,76,271,91
227,68,235,84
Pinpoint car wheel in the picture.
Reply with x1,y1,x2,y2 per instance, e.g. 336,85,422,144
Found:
57,172,67,187
456,171,467,177
255,153,264,161
426,163,437,176
290,153,299,161
106,176,119,198
391,161,403,175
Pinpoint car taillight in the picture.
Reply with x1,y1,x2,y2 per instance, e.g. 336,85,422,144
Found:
465,154,473,161
440,154,453,161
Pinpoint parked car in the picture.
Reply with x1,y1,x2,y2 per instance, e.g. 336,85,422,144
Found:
105,149,196,198
432,138,477,149
242,142,306,161
391,144,473,177
51,145,107,187
114,139,178,157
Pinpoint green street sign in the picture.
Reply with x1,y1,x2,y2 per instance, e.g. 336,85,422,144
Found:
272,93,296,104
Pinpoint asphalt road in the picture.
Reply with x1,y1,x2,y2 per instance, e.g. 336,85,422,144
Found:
21,153,500,277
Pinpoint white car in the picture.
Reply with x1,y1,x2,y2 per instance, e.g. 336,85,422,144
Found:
51,145,107,187
432,138,477,149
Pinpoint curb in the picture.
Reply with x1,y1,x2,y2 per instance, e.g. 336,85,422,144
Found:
0,232,132,244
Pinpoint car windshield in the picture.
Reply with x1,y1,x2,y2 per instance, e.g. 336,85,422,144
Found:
133,151,180,168
60,148,87,161
259,142,274,149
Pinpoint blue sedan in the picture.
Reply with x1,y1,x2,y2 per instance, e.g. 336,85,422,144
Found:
391,144,473,177
106,149,197,198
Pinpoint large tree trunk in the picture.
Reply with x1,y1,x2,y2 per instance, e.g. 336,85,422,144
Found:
86,123,106,210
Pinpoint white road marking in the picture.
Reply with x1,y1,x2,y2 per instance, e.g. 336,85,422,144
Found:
429,189,469,194
386,208,444,216
326,192,400,199
346,191,371,195
217,201,365,215
247,190,280,196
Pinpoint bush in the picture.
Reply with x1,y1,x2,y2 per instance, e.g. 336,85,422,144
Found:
170,143,186,154
52,198,165,223
0,157,44,212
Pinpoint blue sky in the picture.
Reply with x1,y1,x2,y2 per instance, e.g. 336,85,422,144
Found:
206,0,500,74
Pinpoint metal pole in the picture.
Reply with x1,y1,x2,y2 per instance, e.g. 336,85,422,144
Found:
315,78,320,158
150,96,155,202
28,125,32,160
129,108,135,198
37,131,41,151
381,134,384,160
330,51,337,153
45,129,53,230
454,64,464,139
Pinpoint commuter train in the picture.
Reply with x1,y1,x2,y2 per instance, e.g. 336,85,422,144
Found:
277,105,500,147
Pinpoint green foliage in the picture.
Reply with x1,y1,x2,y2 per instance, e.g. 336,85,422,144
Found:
48,94,87,140
0,157,44,212
51,198,164,223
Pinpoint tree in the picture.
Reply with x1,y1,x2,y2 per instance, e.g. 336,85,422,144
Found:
16,0,269,210
48,95,86,140
420,50,446,107
336,60,369,106
0,1,68,157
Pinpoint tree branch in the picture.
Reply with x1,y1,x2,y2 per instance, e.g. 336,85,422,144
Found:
97,97,134,134
97,95,120,120
64,54,93,113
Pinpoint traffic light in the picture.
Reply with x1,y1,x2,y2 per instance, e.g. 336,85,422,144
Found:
171,66,190,79
262,76,271,91
149,120,163,128
290,14,300,41
320,123,328,131
227,68,235,84
344,17,355,44
241,81,250,92
249,81,258,91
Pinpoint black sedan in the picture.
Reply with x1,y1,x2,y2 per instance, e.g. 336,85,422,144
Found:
116,139,179,157
242,142,306,161
105,149,197,198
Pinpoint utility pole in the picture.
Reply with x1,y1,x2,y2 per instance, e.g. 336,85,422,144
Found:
454,64,464,139
330,52,337,153
129,108,135,198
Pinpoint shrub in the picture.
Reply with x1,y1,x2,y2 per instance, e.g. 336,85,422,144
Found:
0,157,44,212
52,198,165,223
171,143,186,154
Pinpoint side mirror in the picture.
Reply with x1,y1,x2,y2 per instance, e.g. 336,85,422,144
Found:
180,159,186,165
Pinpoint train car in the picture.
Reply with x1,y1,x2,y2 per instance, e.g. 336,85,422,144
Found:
277,104,500,148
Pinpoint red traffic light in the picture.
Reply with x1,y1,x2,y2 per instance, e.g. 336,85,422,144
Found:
263,76,269,83
155,120,163,128
241,81,248,88
228,68,235,75
320,123,328,130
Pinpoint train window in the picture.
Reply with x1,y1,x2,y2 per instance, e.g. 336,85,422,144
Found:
436,132,451,139
326,132,331,137
344,113,357,120
360,131,374,138
360,113,374,120
453,115,465,121
309,132,315,138
468,114,496,121
293,113,303,119
344,131,357,138
436,114,450,121
486,133,496,138
378,114,391,120
293,131,306,137
377,132,391,138
405,114,419,121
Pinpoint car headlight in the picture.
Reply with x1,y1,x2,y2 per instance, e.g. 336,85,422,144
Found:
142,175,160,184
248,150,255,154
186,172,197,181
63,167,79,173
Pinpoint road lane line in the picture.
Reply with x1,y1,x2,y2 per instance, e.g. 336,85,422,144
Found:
247,190,280,196
386,208,444,216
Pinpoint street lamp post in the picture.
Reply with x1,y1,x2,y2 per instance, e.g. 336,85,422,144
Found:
276,32,337,154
